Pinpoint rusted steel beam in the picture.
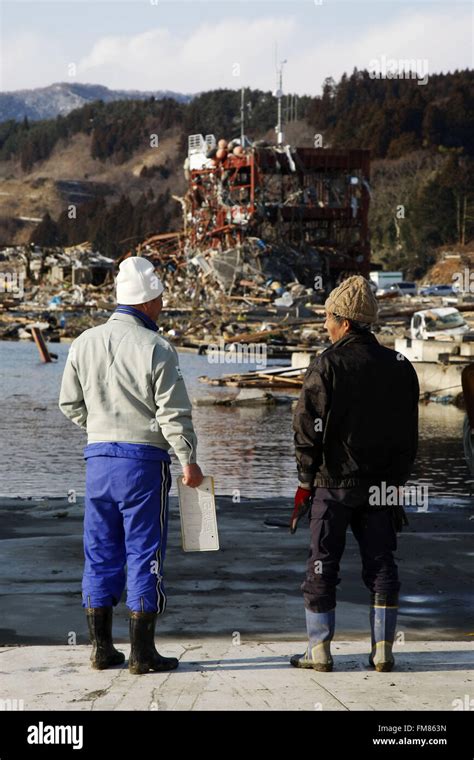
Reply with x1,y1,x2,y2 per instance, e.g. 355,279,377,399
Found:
31,327,53,363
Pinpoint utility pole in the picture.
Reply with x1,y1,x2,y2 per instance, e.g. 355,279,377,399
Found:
240,87,245,146
274,56,287,145
461,195,467,246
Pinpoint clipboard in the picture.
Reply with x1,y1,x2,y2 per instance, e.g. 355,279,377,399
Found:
177,475,219,552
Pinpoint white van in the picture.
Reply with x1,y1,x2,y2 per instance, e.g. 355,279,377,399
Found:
410,308,470,340
391,281,417,297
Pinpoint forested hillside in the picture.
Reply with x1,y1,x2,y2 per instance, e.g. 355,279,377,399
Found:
0,69,472,269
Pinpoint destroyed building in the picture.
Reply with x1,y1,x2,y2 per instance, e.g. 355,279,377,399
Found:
124,133,371,305
178,133,371,295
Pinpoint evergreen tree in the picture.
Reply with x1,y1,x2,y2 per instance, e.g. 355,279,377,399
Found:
30,213,60,246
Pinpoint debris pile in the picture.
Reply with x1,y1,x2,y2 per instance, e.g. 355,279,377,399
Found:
176,133,371,295
0,245,116,341
4,241,472,357
0,132,376,347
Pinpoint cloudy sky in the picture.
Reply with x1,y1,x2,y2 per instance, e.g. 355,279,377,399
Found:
1,0,473,95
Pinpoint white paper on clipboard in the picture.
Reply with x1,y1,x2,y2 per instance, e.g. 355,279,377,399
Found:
177,476,219,552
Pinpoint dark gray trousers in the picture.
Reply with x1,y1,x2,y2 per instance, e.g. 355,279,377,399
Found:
302,485,401,613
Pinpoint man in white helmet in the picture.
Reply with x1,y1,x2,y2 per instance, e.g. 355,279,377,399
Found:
59,256,203,674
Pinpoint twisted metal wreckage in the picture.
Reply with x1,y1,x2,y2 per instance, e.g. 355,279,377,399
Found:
130,133,372,303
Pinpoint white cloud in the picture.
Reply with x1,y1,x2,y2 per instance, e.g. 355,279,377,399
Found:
287,8,473,93
77,17,297,92
1,8,472,94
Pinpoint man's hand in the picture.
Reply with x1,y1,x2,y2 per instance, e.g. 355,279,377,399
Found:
290,486,314,534
182,463,204,488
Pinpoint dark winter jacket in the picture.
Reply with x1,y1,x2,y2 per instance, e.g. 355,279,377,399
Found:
293,330,419,488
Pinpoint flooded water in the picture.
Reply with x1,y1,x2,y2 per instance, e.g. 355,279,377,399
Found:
0,340,472,507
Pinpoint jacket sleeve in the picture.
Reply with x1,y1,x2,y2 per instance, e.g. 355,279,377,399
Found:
293,357,332,487
408,362,420,471
396,360,420,485
58,342,88,430
152,343,198,467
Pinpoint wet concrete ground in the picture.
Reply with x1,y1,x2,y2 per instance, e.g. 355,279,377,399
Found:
1,640,472,711
0,496,473,646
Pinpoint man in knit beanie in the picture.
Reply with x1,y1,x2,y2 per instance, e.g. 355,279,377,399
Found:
291,275,419,673
60,256,203,675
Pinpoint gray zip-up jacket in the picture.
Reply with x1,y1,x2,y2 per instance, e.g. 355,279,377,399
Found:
59,312,197,466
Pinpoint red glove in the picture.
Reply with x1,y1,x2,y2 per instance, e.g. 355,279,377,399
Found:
290,486,313,534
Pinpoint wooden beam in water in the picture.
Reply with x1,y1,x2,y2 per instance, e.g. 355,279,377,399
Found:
31,327,53,363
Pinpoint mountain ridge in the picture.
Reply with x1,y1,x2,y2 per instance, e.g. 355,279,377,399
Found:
0,82,195,122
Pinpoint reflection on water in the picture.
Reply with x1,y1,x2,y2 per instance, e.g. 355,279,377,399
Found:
0,340,472,507
414,402,473,506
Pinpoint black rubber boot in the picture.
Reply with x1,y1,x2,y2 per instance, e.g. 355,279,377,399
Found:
129,611,179,675
86,607,125,670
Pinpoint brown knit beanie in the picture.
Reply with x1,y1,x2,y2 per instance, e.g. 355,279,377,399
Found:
324,275,378,324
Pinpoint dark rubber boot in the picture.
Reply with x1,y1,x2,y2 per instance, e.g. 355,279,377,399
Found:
86,607,125,670
129,611,179,675
368,593,398,672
